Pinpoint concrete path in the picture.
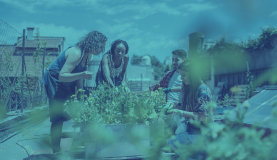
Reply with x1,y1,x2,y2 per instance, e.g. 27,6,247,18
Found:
0,118,176,160
0,118,78,160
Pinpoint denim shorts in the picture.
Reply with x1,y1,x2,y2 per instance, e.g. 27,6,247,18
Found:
167,122,205,159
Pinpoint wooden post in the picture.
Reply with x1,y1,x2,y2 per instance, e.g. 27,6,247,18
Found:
40,47,46,105
15,94,18,111
21,29,25,113
9,96,11,112
141,74,143,91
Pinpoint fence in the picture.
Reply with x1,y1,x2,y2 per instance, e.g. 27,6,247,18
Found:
128,80,158,92
0,19,47,114
214,67,272,94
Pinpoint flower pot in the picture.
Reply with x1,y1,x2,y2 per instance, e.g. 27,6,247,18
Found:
81,123,151,159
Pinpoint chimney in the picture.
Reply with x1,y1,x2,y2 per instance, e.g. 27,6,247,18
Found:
188,32,205,56
27,27,35,40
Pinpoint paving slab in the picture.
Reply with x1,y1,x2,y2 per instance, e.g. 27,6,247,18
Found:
0,118,78,160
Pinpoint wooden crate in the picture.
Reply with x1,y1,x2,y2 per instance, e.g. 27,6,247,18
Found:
231,85,249,106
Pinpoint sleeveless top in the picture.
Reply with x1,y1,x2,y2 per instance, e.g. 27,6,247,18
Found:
42,46,87,85
110,56,124,78
95,52,124,87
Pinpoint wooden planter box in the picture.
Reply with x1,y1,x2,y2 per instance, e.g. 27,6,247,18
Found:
81,123,154,159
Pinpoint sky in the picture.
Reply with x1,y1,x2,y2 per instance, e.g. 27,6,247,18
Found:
1,0,277,64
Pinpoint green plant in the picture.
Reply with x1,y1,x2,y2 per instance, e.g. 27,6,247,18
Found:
173,98,277,160
0,27,52,113
207,26,277,76
217,94,233,107
241,26,277,51
164,63,173,73
207,38,247,72
168,67,277,159
65,80,167,126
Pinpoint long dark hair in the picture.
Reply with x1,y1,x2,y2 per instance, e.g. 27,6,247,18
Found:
105,39,129,56
178,60,203,112
75,31,107,54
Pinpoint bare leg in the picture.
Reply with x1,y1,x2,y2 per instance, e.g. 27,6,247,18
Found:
50,121,63,153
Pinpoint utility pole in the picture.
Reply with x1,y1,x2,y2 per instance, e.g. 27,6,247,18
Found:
21,29,25,113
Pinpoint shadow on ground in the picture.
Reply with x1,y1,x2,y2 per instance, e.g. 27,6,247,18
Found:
23,154,52,160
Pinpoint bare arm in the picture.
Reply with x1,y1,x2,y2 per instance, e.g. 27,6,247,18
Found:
182,111,207,122
169,87,211,122
59,47,84,82
102,54,116,88
170,86,182,92
167,109,206,121
76,78,84,90
76,54,92,90
120,54,129,79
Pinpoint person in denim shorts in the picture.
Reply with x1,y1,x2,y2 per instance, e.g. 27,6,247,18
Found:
166,60,213,159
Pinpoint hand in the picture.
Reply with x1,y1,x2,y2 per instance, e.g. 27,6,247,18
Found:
195,112,207,121
162,88,171,94
164,102,177,110
82,71,93,80
167,109,183,115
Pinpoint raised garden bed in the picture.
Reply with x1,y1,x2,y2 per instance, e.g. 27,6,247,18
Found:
65,82,168,159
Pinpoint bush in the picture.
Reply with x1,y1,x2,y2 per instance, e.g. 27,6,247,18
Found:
65,81,167,126
174,99,277,160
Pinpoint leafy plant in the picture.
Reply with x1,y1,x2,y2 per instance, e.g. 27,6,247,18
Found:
65,81,167,126
217,94,233,107
241,25,277,51
173,98,277,160
207,37,247,73
164,63,173,73
0,27,52,113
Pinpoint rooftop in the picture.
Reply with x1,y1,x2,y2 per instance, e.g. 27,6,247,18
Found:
16,38,64,48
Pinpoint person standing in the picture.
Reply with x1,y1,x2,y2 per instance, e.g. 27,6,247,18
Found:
95,39,129,88
42,31,107,157
147,49,187,133
149,49,187,107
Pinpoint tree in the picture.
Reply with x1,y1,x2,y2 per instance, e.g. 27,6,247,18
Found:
130,54,142,65
164,63,173,74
